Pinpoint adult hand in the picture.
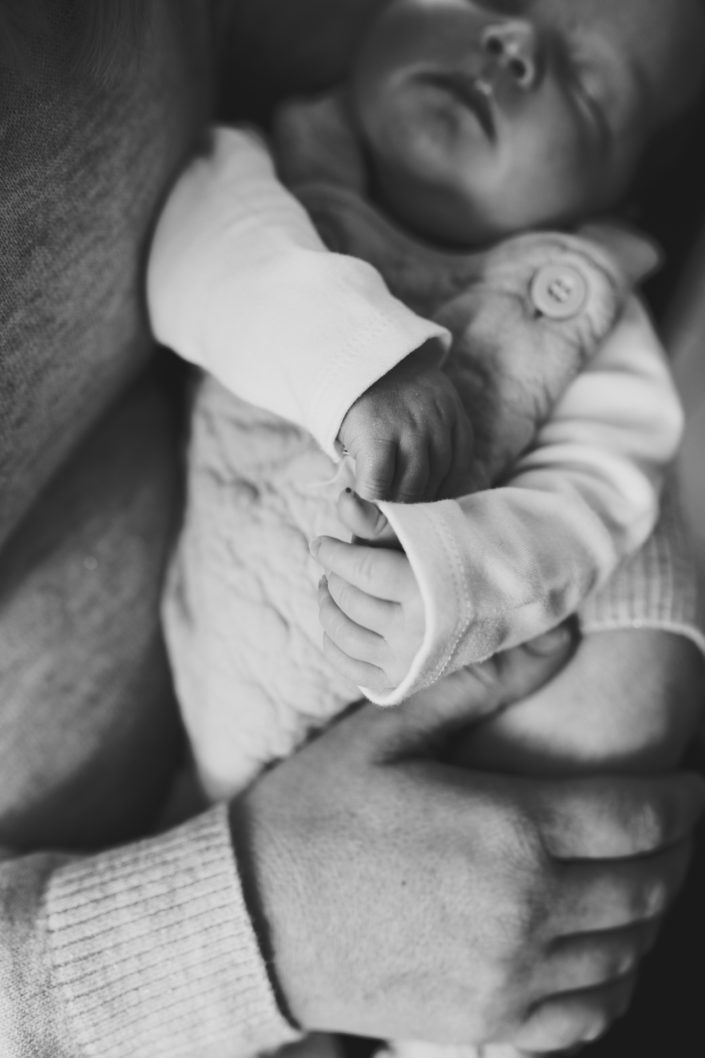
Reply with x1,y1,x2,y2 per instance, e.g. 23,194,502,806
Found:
230,672,705,1052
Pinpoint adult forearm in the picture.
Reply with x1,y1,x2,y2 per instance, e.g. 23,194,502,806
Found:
0,808,295,1058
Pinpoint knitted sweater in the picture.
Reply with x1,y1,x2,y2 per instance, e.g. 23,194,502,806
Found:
0,4,296,1055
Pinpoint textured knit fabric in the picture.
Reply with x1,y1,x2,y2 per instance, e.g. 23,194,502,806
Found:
0,4,296,1055
154,100,700,802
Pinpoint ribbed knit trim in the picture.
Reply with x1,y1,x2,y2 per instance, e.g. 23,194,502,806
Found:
580,483,705,658
47,805,297,1058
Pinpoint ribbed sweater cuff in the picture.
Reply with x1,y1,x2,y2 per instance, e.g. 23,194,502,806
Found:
47,805,297,1058
580,487,705,658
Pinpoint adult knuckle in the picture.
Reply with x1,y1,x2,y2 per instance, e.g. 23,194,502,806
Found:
496,871,552,961
511,840,554,929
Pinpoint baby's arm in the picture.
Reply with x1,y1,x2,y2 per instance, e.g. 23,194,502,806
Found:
147,124,472,496
316,487,704,774
312,298,683,702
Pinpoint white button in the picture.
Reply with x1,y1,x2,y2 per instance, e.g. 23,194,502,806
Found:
530,263,588,319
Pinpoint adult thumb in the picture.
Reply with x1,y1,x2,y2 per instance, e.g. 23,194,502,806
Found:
351,668,506,762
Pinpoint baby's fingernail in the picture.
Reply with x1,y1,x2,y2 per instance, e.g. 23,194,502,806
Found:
309,538,320,557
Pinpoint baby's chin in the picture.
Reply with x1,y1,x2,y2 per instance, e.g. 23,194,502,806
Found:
351,105,506,247
364,136,601,250
365,150,505,250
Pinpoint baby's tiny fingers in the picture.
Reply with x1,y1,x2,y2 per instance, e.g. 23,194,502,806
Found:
311,536,411,602
321,633,392,693
326,572,399,636
337,489,395,545
319,579,386,666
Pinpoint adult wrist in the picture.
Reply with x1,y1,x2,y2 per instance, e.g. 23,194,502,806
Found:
227,793,305,1030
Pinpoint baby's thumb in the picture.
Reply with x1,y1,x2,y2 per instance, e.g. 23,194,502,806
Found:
337,488,397,546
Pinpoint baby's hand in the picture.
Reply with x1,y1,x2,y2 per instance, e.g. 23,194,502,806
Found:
311,491,424,695
337,343,474,503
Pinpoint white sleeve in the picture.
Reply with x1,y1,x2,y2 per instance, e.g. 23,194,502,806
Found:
147,125,449,457
368,297,683,704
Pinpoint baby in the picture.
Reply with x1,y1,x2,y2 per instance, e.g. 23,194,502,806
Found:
148,0,705,1054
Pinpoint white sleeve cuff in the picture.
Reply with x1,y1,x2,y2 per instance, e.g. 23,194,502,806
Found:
364,487,622,706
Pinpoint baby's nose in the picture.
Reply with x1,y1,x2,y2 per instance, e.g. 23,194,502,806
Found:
481,20,542,90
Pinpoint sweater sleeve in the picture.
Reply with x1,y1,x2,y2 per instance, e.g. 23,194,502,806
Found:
580,479,705,654
146,125,449,458
0,806,297,1058
366,297,683,704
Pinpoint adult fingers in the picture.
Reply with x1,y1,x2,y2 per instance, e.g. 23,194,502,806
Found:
534,771,705,860
539,920,660,998
311,536,412,602
551,838,692,935
324,572,399,637
512,973,637,1053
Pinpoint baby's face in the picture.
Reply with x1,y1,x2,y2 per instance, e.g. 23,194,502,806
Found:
350,0,705,244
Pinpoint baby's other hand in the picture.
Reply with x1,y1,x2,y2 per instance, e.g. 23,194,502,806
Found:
337,343,474,504
311,491,424,695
